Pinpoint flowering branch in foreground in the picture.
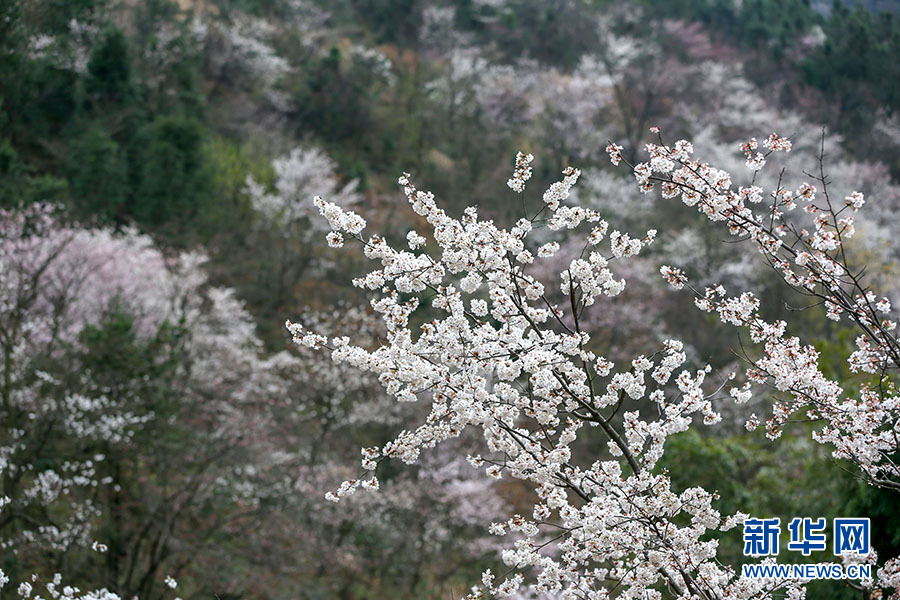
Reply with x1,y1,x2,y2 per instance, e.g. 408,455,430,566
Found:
291,130,900,599
617,130,900,492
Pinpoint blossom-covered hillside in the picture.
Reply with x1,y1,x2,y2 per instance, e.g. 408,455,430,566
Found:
1,0,899,598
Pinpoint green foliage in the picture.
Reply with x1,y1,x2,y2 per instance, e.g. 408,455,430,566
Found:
86,27,133,105
803,3,900,117
661,428,869,575
812,326,860,381
129,115,215,231
293,46,375,146
290,43,429,186
0,137,69,207
130,0,206,117
851,482,900,560
204,136,272,208
459,0,604,69
351,0,424,47
16,62,81,140
66,126,128,220
0,2,25,71
210,0,283,17
22,0,103,34
77,307,184,416
737,0,814,55
640,0,816,53
0,0,212,237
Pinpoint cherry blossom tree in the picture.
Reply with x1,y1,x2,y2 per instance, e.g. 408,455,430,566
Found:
292,129,900,599
0,206,280,598
0,205,181,598
234,145,361,341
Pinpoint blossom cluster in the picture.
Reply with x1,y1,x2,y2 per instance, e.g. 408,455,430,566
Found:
617,130,900,492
